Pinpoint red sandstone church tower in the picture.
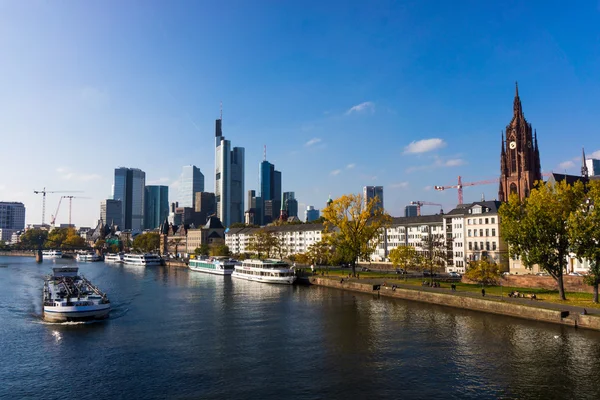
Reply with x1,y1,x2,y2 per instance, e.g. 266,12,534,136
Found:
499,83,542,202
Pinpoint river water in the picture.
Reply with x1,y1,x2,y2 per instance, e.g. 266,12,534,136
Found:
1,256,600,399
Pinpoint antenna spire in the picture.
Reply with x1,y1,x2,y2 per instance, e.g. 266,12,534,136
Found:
220,101,222,120
263,145,266,161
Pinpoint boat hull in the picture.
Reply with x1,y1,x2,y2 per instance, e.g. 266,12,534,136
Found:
43,304,111,322
189,266,233,275
232,271,296,285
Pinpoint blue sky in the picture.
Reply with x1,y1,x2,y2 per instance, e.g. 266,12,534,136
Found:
1,1,599,227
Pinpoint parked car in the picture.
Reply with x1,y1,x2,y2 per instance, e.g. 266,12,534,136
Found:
448,272,462,278
423,271,438,277
395,268,405,274
360,267,370,272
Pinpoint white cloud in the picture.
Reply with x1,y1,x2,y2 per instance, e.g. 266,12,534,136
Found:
56,167,101,182
330,169,342,176
147,177,171,185
406,156,466,173
558,161,575,170
346,163,355,169
589,150,600,159
305,138,322,147
346,101,375,115
389,182,409,189
404,138,447,154
444,159,466,167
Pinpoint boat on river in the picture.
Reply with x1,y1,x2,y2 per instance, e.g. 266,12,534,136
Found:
232,259,296,285
42,267,111,322
189,257,238,275
123,253,162,266
104,253,124,263
76,252,102,262
42,250,63,259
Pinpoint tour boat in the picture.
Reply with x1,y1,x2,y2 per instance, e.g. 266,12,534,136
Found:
42,250,63,259
42,267,111,322
189,257,238,276
76,252,102,262
232,259,296,285
123,253,163,266
104,253,124,263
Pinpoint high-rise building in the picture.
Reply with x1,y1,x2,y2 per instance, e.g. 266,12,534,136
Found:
404,204,418,217
179,166,204,208
282,192,298,219
586,158,600,177
305,206,320,223
194,192,216,225
259,159,282,224
215,117,245,227
100,199,122,228
499,83,542,202
0,202,25,242
113,167,146,233
144,186,169,230
245,190,263,226
363,186,384,212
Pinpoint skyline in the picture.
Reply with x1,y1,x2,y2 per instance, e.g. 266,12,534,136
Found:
1,1,599,227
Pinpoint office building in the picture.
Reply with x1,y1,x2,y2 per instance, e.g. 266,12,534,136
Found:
179,166,204,208
215,117,245,227
194,192,216,225
113,167,146,233
245,190,262,226
0,202,26,230
145,186,169,230
282,192,298,219
100,199,122,228
363,186,384,212
586,158,600,177
259,159,282,224
404,204,418,217
305,206,320,223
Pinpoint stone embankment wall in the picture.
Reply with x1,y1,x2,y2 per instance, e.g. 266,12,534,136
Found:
311,277,600,331
0,251,35,257
502,275,591,293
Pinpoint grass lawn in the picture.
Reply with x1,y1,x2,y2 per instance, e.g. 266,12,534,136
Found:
312,268,600,310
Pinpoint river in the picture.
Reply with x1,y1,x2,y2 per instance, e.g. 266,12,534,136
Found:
1,256,600,399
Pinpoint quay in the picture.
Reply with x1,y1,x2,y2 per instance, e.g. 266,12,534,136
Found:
309,276,600,332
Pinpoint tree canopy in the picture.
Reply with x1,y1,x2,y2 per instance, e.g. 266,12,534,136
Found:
133,232,160,253
389,245,417,271
464,259,501,286
322,193,392,276
246,229,280,259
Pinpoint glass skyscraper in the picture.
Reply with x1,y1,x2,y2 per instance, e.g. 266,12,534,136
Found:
179,165,204,208
215,117,244,227
259,160,281,224
363,186,384,213
113,167,146,233
145,186,169,229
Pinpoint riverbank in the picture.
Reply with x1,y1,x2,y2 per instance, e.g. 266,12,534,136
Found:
0,251,35,257
310,276,600,332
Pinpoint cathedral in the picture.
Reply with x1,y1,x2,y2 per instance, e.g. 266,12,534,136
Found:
499,83,542,202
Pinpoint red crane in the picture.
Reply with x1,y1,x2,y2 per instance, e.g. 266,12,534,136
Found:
62,196,90,226
410,201,443,216
434,176,498,205
49,197,65,228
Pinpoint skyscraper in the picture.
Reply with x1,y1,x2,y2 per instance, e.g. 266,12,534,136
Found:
363,186,384,212
404,204,418,217
586,158,600,177
145,186,169,230
259,158,282,224
113,167,146,232
0,202,25,242
100,199,122,228
282,192,298,219
179,165,204,208
215,116,245,227
305,206,319,223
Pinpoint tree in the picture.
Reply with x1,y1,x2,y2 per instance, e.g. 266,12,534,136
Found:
389,245,417,272
500,180,584,300
94,239,106,251
62,228,86,249
464,259,501,286
108,243,120,253
168,237,184,258
418,233,447,282
322,193,392,276
568,180,600,302
209,244,230,257
17,229,48,250
0,240,9,251
195,243,210,257
47,227,69,249
246,229,279,259
306,240,333,266
133,232,160,253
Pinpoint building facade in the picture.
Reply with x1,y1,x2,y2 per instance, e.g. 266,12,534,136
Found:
113,167,146,233
404,204,418,217
179,165,204,208
194,192,216,225
0,202,26,231
586,158,600,177
259,159,282,224
499,84,542,202
364,186,384,212
100,199,122,228
215,118,245,227
144,186,169,230
305,206,319,223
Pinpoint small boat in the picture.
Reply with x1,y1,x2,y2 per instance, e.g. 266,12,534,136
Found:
42,250,63,259
123,253,162,266
232,259,296,285
189,257,238,275
104,253,124,263
43,267,111,322
76,252,102,262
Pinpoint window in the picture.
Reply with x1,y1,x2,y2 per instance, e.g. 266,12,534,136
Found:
473,230,477,237
468,229,471,237
468,219,471,225
474,242,478,250
479,218,482,224
486,242,490,251
480,242,484,251
492,228,496,236
469,242,472,250
480,229,483,237
485,229,489,236
491,217,495,224
485,218,489,224
492,242,497,251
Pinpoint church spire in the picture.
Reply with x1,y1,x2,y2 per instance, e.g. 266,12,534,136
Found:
513,81,522,116
582,147,589,177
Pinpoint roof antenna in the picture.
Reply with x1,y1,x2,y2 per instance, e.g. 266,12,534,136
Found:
481,192,485,202
220,101,223,120
263,145,266,161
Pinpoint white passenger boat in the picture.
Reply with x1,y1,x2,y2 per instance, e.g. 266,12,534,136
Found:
123,253,162,266
189,257,238,275
43,267,111,322
42,250,63,259
76,252,102,262
104,253,124,263
232,259,296,285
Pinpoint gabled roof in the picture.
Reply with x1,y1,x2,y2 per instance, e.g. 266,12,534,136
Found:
390,214,443,226
547,173,588,186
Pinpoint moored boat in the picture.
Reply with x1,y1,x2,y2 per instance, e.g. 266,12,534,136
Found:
189,257,238,275
104,253,124,263
232,259,296,285
42,267,111,322
76,252,102,262
42,249,63,259
123,253,162,266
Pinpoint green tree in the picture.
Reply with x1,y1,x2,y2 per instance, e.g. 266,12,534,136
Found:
464,259,501,286
195,243,210,257
246,229,279,259
0,240,9,250
209,244,230,257
18,229,48,250
94,239,106,251
62,228,86,249
388,245,417,272
568,180,600,302
47,227,69,249
168,237,184,258
418,233,447,282
322,193,392,276
133,232,160,253
306,240,332,266
500,180,584,300
108,243,121,253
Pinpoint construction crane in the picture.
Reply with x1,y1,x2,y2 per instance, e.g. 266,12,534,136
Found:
410,201,443,216
434,173,554,205
49,197,65,228
62,196,90,226
434,176,498,205
33,188,82,226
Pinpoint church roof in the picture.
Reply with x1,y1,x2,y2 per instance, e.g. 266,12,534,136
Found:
204,216,224,230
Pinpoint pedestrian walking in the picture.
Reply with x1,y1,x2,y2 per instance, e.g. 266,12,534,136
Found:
481,288,486,297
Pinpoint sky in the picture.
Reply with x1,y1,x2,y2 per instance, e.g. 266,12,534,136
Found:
1,0,600,227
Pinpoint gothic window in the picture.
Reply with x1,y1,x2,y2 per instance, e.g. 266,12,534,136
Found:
510,183,517,195
511,149,517,172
